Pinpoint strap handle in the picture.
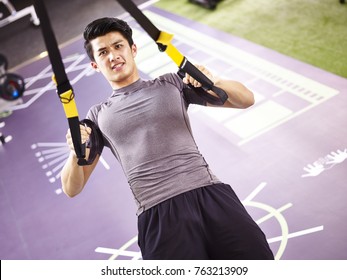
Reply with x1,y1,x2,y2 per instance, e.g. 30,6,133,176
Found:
77,119,104,166
34,0,87,164
179,60,228,105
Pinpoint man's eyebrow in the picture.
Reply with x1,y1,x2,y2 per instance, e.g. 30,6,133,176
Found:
96,39,125,53
96,46,107,53
112,39,124,45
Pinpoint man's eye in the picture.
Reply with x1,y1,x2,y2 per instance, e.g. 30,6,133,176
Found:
99,50,107,56
115,44,122,49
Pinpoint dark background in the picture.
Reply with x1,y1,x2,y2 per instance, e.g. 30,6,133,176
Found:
0,0,148,69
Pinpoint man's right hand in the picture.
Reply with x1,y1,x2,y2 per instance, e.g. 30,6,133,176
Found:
66,124,92,154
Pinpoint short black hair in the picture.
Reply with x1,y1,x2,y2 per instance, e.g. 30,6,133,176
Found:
83,17,134,61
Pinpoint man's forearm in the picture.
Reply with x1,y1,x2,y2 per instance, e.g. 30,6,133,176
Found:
213,79,255,109
61,152,87,197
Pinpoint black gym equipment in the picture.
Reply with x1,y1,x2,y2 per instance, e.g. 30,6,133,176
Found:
0,53,8,71
0,0,40,28
0,53,25,101
189,0,222,10
33,0,103,166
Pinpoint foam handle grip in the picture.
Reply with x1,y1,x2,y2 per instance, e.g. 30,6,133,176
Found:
181,59,214,90
179,60,228,105
67,117,86,160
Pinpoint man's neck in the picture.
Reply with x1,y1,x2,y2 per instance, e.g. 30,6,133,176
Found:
110,71,140,90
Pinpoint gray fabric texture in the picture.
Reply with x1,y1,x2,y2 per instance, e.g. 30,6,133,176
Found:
87,73,220,215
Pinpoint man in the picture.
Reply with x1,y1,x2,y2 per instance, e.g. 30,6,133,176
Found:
61,17,274,260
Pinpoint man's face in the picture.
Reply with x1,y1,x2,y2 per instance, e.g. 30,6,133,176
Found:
90,31,138,89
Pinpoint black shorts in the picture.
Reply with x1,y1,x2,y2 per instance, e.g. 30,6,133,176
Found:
137,183,274,260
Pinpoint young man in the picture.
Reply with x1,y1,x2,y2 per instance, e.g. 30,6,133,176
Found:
61,17,274,260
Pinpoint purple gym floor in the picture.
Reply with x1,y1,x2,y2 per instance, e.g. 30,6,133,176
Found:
1,6,346,260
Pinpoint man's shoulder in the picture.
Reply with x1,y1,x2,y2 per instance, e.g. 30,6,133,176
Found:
155,72,183,89
157,72,177,81
86,102,104,122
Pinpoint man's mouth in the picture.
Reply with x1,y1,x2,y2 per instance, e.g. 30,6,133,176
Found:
111,63,124,71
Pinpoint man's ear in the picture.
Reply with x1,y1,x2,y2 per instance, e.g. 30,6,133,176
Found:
91,61,100,72
132,44,137,57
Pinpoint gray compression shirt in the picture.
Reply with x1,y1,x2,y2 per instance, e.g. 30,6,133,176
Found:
87,73,221,215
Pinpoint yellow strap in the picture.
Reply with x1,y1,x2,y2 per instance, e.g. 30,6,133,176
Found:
60,90,79,118
52,75,78,118
165,44,185,67
52,74,57,86
156,31,184,67
156,30,174,45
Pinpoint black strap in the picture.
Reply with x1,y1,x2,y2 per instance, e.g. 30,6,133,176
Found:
117,0,160,43
178,62,227,106
78,119,104,165
116,0,228,105
33,0,88,165
178,70,224,105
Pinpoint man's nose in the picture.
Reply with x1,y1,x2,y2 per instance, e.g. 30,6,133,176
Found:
109,50,120,61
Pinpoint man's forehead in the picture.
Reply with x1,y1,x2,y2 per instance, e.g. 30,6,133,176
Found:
91,31,126,47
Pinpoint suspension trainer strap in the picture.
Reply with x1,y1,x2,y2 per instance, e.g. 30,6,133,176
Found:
80,119,104,163
116,0,228,105
33,0,92,165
